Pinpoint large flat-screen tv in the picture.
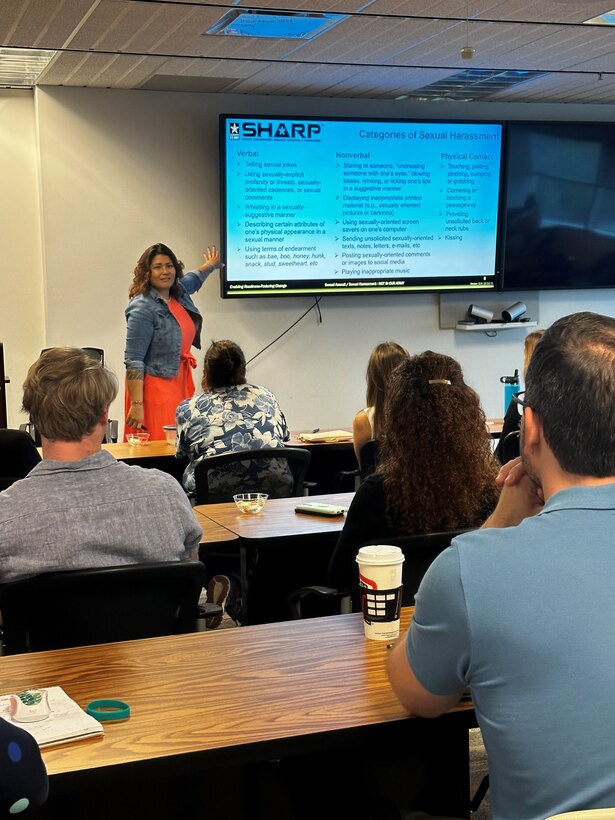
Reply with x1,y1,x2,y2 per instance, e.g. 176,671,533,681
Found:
501,121,615,291
220,115,505,298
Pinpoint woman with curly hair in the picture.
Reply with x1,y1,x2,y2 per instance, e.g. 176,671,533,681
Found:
330,350,499,592
352,341,408,469
124,242,223,440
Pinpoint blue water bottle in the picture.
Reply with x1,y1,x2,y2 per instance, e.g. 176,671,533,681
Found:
500,369,520,414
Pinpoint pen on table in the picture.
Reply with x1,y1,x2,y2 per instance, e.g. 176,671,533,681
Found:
312,427,320,433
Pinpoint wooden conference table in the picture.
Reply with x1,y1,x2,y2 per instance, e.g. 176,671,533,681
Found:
195,492,354,624
99,419,503,493
5,608,474,818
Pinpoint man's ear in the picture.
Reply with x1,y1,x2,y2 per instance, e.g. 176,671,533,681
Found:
100,408,110,427
521,406,541,455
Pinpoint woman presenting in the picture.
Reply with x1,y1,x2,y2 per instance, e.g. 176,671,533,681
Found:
124,242,223,440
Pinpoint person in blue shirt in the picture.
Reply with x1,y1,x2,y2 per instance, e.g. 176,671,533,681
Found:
387,311,615,820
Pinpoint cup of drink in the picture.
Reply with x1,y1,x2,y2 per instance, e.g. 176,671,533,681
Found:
355,545,405,641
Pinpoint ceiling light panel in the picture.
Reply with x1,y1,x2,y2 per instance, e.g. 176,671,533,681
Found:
206,9,347,40
0,47,56,87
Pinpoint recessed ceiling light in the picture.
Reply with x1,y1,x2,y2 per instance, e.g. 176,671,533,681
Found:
0,47,57,88
206,9,347,40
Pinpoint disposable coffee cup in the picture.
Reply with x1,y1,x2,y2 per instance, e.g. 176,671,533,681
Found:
356,545,404,641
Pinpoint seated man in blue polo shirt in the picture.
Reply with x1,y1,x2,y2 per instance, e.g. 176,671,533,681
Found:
387,311,615,820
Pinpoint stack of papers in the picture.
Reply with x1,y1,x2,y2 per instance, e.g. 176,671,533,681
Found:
297,429,353,443
0,686,104,748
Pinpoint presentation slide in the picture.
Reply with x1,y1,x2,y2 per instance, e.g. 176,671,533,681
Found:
220,116,503,297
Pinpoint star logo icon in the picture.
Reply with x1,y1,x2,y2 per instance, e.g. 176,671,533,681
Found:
229,122,240,138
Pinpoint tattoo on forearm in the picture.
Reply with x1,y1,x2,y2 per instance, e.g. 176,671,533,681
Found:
126,368,144,381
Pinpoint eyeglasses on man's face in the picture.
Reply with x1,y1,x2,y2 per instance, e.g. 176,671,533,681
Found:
512,391,530,417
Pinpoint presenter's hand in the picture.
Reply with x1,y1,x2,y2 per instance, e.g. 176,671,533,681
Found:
203,245,224,270
127,403,145,429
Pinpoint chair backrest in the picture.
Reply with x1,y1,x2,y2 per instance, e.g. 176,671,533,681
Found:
0,560,207,654
358,438,379,480
500,429,520,463
354,528,473,609
41,346,104,366
194,446,311,504
81,347,105,365
0,429,42,490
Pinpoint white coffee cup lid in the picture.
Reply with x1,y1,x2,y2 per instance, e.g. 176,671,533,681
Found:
355,544,405,565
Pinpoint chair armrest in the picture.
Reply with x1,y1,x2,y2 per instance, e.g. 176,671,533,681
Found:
287,585,352,619
197,603,223,618
332,469,359,493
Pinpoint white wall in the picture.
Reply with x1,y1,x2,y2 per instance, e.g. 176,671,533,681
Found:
0,91,46,427
6,86,615,433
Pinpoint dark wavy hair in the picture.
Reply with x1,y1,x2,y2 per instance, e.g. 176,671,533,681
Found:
129,243,185,298
525,311,615,476
379,351,499,533
201,340,247,390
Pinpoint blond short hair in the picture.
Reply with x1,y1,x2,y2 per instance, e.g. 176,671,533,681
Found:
22,347,118,442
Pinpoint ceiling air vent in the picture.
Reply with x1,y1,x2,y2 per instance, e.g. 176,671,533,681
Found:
408,69,549,102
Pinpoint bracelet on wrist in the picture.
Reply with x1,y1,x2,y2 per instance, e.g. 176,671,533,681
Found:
131,400,143,405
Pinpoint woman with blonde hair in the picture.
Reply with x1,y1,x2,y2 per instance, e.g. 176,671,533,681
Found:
495,329,544,464
352,341,408,469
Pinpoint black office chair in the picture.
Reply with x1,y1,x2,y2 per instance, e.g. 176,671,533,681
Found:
332,438,379,492
0,560,221,654
194,446,311,505
41,346,104,365
0,429,42,491
499,430,520,463
287,528,472,619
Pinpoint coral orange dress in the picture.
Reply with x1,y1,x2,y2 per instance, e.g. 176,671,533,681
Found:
124,299,197,441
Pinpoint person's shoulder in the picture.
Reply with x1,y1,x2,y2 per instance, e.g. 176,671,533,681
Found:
450,523,519,557
353,407,369,424
248,383,277,399
122,463,189,496
125,292,153,315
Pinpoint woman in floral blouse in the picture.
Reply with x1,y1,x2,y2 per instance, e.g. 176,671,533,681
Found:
175,339,291,498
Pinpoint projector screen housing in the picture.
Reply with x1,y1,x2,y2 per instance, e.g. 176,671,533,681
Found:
220,115,505,298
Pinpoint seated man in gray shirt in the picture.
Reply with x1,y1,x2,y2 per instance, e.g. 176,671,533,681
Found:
0,347,201,583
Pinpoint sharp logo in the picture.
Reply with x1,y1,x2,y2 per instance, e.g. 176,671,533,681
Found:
232,121,321,139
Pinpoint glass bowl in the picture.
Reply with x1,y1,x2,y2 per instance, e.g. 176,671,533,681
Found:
233,492,268,514
126,431,150,446
162,425,177,445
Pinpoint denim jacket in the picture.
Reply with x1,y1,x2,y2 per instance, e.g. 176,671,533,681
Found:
124,268,211,378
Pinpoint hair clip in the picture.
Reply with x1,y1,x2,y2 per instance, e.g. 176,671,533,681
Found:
428,379,452,385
